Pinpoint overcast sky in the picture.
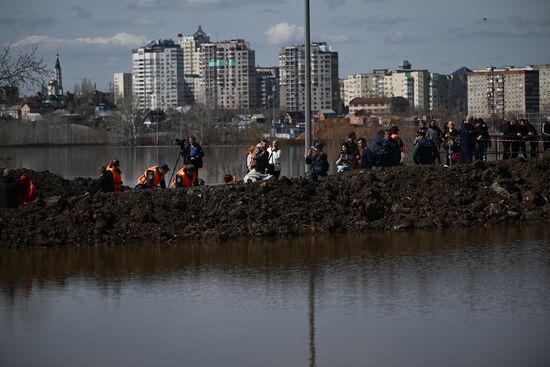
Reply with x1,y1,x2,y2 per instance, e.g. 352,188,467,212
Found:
2,0,549,93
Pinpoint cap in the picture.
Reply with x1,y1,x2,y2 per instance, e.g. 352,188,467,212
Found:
416,129,426,136
160,163,170,171
185,164,197,171
111,159,120,166
314,142,323,150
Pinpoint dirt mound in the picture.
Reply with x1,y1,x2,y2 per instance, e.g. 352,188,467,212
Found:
1,158,550,247
1,168,96,197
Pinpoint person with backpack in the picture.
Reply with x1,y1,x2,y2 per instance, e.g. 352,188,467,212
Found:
427,120,443,164
372,132,400,167
413,129,438,165
306,142,329,176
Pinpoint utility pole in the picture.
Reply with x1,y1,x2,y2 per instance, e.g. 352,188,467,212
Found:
304,0,312,174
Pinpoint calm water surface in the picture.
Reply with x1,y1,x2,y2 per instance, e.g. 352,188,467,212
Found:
1,226,550,367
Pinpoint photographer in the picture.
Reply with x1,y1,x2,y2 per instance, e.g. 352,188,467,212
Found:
306,142,329,176
182,136,205,173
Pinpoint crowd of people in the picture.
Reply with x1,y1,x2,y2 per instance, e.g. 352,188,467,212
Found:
91,115,550,192
1,116,547,208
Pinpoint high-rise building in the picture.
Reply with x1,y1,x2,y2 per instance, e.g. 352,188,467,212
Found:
468,67,539,118
131,39,184,111
533,64,550,112
279,42,339,113
197,39,257,110
113,73,132,105
178,25,210,104
256,67,279,110
342,74,369,107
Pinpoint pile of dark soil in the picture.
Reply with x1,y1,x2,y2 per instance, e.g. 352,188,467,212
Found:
1,158,550,247
1,168,95,197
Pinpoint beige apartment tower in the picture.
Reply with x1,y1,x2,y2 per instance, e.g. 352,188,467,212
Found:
468,67,539,118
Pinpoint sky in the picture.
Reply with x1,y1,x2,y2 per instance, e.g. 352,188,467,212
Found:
1,0,549,93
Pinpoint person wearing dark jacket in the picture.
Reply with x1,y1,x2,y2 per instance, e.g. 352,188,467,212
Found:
443,121,460,166
306,143,329,176
413,130,438,165
512,119,529,158
358,137,372,169
525,120,539,158
251,139,269,173
473,119,490,161
184,135,205,174
427,120,443,164
94,166,114,193
459,116,475,163
543,117,550,152
501,119,513,160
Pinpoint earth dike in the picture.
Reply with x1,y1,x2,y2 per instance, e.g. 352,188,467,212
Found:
1,158,550,247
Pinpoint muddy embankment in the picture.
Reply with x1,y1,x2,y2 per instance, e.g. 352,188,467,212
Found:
2,157,550,247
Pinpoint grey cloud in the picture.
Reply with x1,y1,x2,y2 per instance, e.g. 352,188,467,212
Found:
325,0,347,8
70,5,93,19
331,15,409,30
96,17,164,27
128,0,282,11
446,16,550,40
0,13,56,31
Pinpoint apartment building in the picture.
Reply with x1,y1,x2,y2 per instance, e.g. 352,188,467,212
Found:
279,42,340,113
468,67,539,118
131,39,184,111
256,66,279,110
197,39,257,110
113,72,132,105
178,26,210,104
533,64,550,111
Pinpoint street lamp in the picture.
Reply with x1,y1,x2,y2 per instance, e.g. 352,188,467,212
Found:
304,0,312,174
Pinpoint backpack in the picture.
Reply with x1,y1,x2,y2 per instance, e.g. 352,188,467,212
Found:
372,139,398,167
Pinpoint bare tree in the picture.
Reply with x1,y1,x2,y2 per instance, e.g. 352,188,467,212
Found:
106,97,145,145
0,44,49,90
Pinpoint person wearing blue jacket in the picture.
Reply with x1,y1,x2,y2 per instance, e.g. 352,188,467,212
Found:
459,115,475,164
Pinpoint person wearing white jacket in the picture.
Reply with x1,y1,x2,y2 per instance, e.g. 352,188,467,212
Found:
267,140,282,179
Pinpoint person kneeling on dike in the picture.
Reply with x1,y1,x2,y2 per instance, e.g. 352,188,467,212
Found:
172,164,198,188
135,163,170,189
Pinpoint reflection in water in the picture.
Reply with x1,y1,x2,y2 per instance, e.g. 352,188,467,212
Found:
1,225,550,367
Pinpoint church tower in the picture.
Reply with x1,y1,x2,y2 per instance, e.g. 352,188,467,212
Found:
54,53,63,95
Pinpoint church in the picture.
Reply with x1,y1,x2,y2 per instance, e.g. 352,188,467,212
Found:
43,53,64,106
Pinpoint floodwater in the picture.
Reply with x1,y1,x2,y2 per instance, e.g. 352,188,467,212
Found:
1,226,549,367
0,143,333,185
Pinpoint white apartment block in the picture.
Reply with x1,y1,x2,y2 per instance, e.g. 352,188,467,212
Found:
467,67,540,118
113,73,132,105
279,42,339,113
132,39,184,111
197,39,257,110
342,74,370,107
534,64,550,111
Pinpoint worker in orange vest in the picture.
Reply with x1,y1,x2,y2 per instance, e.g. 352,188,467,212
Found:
172,164,198,188
136,164,170,189
106,159,123,192
17,175,37,205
